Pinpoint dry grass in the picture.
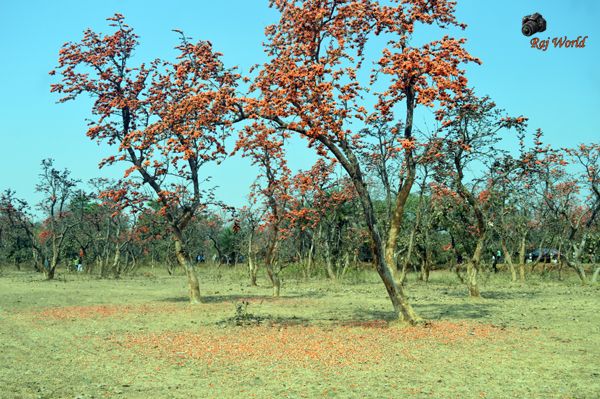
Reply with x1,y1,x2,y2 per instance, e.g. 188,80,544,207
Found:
0,267,598,398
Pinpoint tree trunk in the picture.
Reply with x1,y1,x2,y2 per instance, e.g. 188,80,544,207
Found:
103,248,111,276
352,172,421,324
466,262,479,297
112,244,122,278
384,88,416,278
271,266,281,297
265,260,281,297
421,231,432,283
306,235,315,279
248,257,258,286
99,256,107,278
501,239,517,282
32,248,42,273
566,234,589,285
567,260,588,285
324,238,336,279
325,257,336,279
247,230,258,286
45,265,56,280
398,262,409,286
340,251,351,278
385,174,415,277
121,250,129,276
466,238,483,298
558,259,564,280
576,264,588,284
400,229,416,284
450,249,465,284
44,250,60,280
314,124,420,323
209,235,223,265
452,152,485,298
591,266,600,283
454,262,465,284
265,235,280,297
173,233,201,304
419,257,430,283
46,236,60,280
129,249,137,273
518,235,526,282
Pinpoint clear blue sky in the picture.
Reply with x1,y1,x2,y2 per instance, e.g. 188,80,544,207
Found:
0,0,598,209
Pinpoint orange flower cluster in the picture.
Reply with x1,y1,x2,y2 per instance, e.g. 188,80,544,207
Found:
400,138,416,150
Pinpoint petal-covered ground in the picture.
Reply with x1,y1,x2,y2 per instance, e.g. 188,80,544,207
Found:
30,303,183,320
109,321,511,368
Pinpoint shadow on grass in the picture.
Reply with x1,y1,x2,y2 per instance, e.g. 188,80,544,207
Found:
480,290,540,300
340,302,496,323
440,289,540,300
217,313,312,328
416,302,496,320
348,308,397,322
161,291,326,304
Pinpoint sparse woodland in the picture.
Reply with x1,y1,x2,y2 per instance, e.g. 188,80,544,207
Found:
2,3,600,398
1,2,599,325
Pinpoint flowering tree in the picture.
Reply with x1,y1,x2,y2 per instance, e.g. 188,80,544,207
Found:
33,159,80,279
0,194,33,269
358,118,404,231
436,92,527,296
51,15,243,302
79,179,143,278
0,191,44,273
403,165,435,283
235,125,292,296
563,144,600,282
538,144,600,284
389,137,445,283
0,160,80,279
289,159,357,279
237,205,263,286
486,129,548,282
248,0,480,323
487,155,526,282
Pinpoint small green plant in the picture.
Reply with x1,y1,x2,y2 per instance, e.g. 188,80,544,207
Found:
235,300,250,320
218,301,265,327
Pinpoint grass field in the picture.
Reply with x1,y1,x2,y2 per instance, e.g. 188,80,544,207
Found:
0,266,598,399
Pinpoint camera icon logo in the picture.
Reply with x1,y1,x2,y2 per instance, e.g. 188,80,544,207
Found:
522,13,547,36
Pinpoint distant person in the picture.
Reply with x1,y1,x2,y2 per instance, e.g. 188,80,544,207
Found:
492,255,498,273
73,256,82,272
